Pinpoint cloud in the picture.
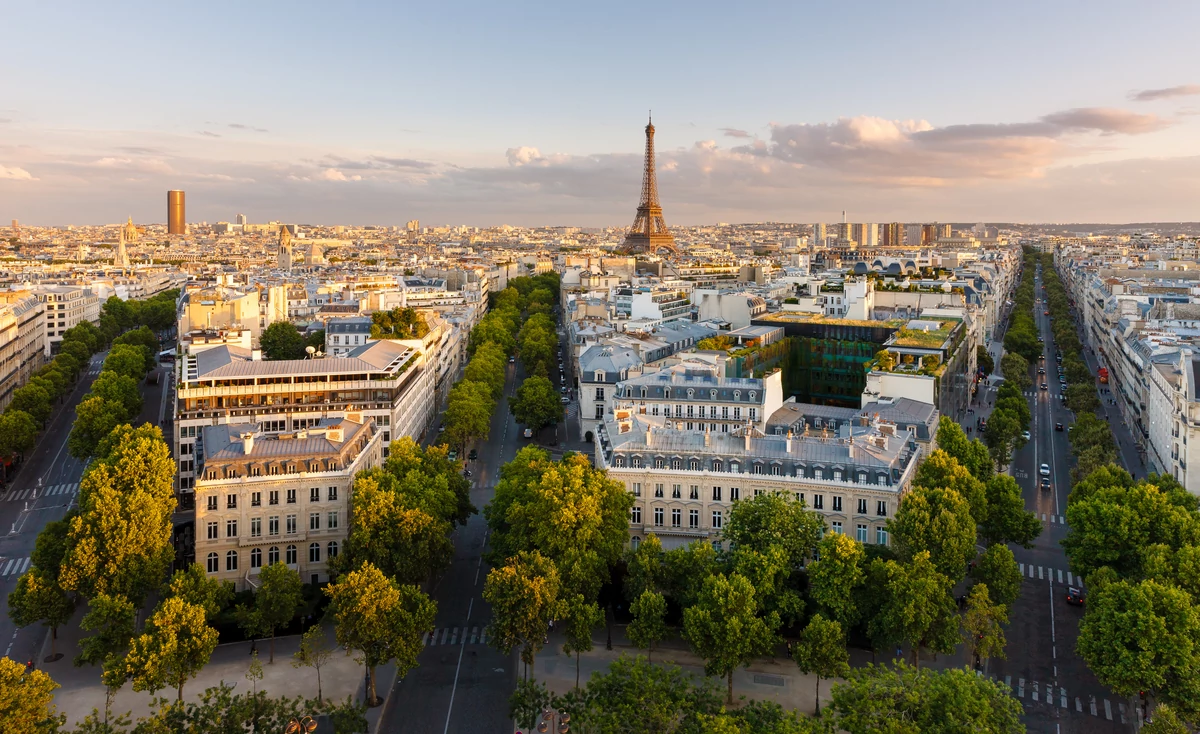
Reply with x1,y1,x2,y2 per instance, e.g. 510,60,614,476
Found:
87,157,175,174
117,146,165,155
317,154,434,171
317,168,361,182
228,123,269,133
0,165,34,180
1130,84,1200,102
198,131,221,138
1039,107,1167,134
720,128,752,139
0,118,10,124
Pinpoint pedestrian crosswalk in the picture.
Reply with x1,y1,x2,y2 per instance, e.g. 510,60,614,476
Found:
87,368,101,376
994,675,1127,722
3,483,78,501
421,625,490,647
1041,513,1066,524
1023,390,1064,399
1017,563,1082,587
0,557,31,577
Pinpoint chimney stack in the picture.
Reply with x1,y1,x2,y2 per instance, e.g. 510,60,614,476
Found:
240,431,255,455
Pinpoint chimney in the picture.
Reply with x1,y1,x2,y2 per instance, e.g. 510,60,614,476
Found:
645,427,653,447
704,428,711,447
252,349,262,361
240,431,255,455
785,429,792,453
744,429,752,451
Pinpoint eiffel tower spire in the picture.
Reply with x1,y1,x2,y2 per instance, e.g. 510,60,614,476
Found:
624,115,675,255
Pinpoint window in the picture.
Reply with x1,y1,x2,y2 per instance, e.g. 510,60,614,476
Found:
876,528,888,545
595,406,604,420
226,519,238,538
814,468,824,480
250,548,262,569
831,521,843,534
771,464,781,476
653,507,664,526
269,490,279,506
310,487,320,502
286,515,297,534
251,491,261,507
206,495,217,511
654,457,665,469
328,511,338,529
309,543,321,563
813,494,824,510
206,552,218,573
733,407,741,420
856,524,868,543
632,482,642,497
631,506,642,524
729,461,740,474
689,509,699,528
689,485,699,500
268,546,280,565
796,492,805,505
857,499,868,515
686,405,694,418
328,486,338,501
722,406,729,419
327,541,339,559
712,510,723,529
269,516,279,536
226,550,238,571
251,517,261,537
632,456,642,468
206,521,218,540
671,458,682,470
833,496,843,512
671,508,681,527
287,489,297,504
689,459,700,471
730,487,740,501
712,486,722,501
712,460,723,472
286,545,297,565
654,484,664,498
595,387,605,400
752,463,763,475
876,501,888,517
671,484,681,499
858,471,868,484
310,513,321,531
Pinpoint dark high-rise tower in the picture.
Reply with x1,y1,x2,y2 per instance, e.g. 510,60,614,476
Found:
624,117,675,255
167,190,186,235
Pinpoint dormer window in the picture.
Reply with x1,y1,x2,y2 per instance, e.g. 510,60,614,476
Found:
710,389,717,399
687,388,695,398
749,391,757,400
733,391,741,400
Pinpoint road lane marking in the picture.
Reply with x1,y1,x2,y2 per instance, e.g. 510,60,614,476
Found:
0,559,13,576
1019,563,1025,575
1057,569,1063,583
1018,678,1025,698
1119,702,1126,723
1050,514,1055,524
1076,697,1083,712
1028,565,1035,579
1104,699,1112,720
1067,572,1073,585
1060,689,1066,709
1090,695,1097,716
1032,681,1039,702
1038,566,1044,580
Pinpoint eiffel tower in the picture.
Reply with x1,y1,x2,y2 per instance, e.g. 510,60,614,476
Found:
624,115,676,255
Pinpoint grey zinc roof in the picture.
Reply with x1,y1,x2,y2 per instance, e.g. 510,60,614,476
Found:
579,345,642,375
192,340,412,379
202,417,371,462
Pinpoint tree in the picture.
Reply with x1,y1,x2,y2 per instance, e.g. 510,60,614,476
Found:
67,397,128,460
663,540,720,609
867,551,958,667
326,563,436,706
559,654,724,733
0,410,38,460
337,474,454,585
378,437,474,526
970,544,1022,610
560,593,603,689
934,417,992,482
89,370,143,419
76,592,137,710
442,379,494,449
999,352,1031,391
683,573,779,704
807,532,865,629
962,584,1007,673
910,450,986,526
976,345,994,375
164,563,234,622
292,624,336,702
889,486,977,582
103,343,149,379
794,614,849,714
7,568,74,661
124,597,219,702
874,349,896,372
0,656,64,732
983,409,1021,468
9,383,51,426
369,307,429,340
484,551,561,678
509,375,563,431
830,661,1023,734
980,474,1041,547
259,321,306,361
305,329,326,352
1077,578,1200,708
722,491,824,571
1141,704,1188,734
239,562,303,663
464,342,507,399
628,590,669,663
624,533,664,603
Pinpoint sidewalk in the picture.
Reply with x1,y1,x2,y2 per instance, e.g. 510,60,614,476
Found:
1079,348,1146,479
41,603,394,730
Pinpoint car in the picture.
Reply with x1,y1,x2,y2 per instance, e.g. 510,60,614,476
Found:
1065,587,1086,606
560,386,567,393
448,450,458,461
1039,354,1045,362
560,396,570,404
463,469,472,478
1044,310,1050,315
1055,422,1064,431
1040,463,1050,477
1022,430,1031,441
1038,368,1045,374
1040,477,1051,491
508,356,516,363
467,449,478,461
1040,383,1048,390
438,425,446,434
523,427,534,439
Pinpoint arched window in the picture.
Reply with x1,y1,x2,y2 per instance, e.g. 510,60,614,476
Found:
327,541,339,559
286,545,297,565
268,546,280,565
309,543,321,563
733,391,741,400
225,550,238,572
687,388,695,398
710,389,717,398
250,548,262,569
749,391,757,400
206,552,218,573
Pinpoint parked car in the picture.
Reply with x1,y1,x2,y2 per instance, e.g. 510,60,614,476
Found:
1040,463,1050,477
448,450,458,461
560,396,570,405
1065,587,1086,606
523,427,533,439
1021,430,1031,441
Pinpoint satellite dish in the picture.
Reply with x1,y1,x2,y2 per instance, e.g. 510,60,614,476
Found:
305,345,316,357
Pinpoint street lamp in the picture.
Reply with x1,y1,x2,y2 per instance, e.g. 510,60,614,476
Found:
537,708,570,734
285,716,317,734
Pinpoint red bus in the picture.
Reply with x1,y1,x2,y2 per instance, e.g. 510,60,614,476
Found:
1098,367,1109,384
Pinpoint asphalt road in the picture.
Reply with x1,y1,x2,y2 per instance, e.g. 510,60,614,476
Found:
985,266,1136,733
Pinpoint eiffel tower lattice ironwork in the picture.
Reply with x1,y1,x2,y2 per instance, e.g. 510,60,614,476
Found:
624,116,676,255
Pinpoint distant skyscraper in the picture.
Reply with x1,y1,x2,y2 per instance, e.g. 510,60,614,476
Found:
921,224,937,246
278,226,293,272
905,223,923,247
624,116,675,255
406,219,419,232
938,223,952,239
881,222,902,247
851,223,878,248
10,219,17,234
811,223,827,247
167,190,186,235
236,213,246,226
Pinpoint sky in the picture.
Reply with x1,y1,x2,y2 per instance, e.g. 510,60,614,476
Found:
3,0,1200,227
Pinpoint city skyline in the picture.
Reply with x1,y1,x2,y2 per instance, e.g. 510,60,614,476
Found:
3,1,1200,225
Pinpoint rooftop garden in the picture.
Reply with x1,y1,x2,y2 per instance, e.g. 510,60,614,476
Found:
759,312,906,329
887,318,961,349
